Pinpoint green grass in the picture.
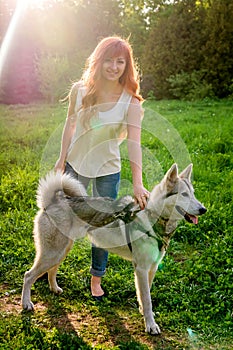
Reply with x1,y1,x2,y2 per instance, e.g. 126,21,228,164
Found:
0,99,233,349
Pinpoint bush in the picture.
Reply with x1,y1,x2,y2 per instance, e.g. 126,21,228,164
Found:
167,70,214,100
35,53,70,103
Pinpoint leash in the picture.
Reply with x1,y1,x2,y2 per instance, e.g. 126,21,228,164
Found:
125,224,133,252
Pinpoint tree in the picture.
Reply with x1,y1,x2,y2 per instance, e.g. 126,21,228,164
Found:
1,0,232,103
202,0,233,97
118,0,149,63
142,0,207,98
0,0,150,103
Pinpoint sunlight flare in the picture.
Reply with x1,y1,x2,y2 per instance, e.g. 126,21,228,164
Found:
0,0,29,81
0,0,51,82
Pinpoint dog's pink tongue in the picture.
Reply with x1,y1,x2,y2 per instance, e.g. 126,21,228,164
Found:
190,215,198,224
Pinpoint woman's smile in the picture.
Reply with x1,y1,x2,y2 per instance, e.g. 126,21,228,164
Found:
102,56,126,81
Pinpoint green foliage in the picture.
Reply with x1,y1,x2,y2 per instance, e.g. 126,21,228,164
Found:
1,0,233,103
0,100,233,349
202,0,233,98
143,0,207,99
142,0,233,99
167,70,214,100
35,54,71,103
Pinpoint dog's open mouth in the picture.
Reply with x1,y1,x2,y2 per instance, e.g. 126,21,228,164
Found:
175,205,198,224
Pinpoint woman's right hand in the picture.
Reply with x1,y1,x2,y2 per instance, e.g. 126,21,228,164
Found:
54,158,65,173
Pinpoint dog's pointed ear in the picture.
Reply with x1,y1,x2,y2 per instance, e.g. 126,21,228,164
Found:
164,163,178,191
179,163,193,181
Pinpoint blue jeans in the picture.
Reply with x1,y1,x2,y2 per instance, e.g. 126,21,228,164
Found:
65,163,120,277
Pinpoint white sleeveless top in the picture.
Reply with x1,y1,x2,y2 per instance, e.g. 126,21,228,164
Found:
66,86,132,178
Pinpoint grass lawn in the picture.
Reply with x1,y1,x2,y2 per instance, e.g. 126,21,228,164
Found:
0,99,233,349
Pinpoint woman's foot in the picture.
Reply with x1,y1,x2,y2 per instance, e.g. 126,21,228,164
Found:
91,276,104,298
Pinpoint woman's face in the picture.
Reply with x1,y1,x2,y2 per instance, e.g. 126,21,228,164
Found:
101,56,127,82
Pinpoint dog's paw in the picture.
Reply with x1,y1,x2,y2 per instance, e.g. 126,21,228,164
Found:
51,286,63,294
22,300,34,311
145,321,161,335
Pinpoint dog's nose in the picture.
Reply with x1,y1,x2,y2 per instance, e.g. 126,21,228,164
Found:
199,207,207,215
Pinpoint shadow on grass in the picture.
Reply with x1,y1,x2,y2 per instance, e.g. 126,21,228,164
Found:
0,278,187,349
19,274,92,349
20,278,151,349
18,275,186,350
21,301,93,349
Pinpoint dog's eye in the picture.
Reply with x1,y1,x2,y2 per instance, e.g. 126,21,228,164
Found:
181,192,189,197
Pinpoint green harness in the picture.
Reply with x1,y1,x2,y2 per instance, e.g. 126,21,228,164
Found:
124,212,170,253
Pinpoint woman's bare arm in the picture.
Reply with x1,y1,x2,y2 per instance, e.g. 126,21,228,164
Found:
127,97,149,208
55,84,79,172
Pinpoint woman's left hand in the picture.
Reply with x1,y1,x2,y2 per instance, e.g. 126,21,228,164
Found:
133,184,150,209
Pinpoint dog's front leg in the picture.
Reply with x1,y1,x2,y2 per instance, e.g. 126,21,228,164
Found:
134,267,161,335
148,263,158,290
21,269,36,311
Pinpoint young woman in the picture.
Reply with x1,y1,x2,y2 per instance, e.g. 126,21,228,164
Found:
55,36,149,300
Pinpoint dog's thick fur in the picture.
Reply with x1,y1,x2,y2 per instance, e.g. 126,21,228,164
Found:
21,164,206,334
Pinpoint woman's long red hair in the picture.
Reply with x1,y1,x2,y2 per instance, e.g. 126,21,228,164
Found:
73,36,143,127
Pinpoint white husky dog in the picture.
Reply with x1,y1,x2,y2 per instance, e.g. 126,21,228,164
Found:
21,163,206,335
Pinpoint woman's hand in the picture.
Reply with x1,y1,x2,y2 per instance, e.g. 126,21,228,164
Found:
133,184,150,209
54,158,65,173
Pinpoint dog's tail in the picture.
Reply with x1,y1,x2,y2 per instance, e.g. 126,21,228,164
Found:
36,171,86,209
